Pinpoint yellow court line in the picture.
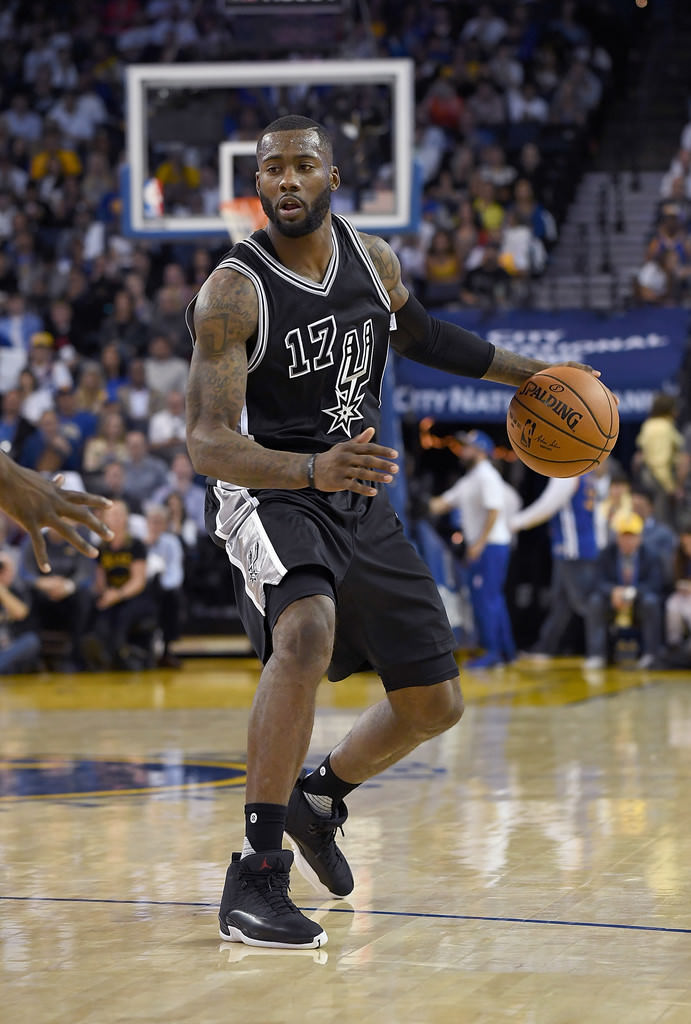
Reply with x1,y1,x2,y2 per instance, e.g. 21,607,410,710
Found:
0,659,686,712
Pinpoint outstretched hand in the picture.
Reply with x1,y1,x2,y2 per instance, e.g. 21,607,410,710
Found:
0,457,113,572
312,427,399,497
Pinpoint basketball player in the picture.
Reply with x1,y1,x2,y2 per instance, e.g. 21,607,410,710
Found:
0,451,112,572
185,115,597,950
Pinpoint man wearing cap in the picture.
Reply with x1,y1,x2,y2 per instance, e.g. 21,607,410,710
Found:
26,331,73,395
584,511,665,670
429,430,515,668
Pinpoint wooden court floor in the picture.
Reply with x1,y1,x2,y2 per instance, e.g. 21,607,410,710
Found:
1,655,690,1024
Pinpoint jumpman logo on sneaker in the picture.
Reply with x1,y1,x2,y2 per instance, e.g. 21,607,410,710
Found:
260,857,272,870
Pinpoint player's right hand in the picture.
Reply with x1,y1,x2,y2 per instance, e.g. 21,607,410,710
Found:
313,427,399,496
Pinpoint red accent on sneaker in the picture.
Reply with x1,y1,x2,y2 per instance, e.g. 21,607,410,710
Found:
260,857,272,870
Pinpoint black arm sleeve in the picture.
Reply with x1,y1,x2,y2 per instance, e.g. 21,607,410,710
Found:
390,292,495,379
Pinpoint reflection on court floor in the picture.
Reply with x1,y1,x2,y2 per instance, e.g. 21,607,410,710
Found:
1,658,689,1024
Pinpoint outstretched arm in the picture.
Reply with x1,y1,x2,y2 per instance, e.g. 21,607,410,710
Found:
362,234,596,386
0,454,113,572
185,268,398,494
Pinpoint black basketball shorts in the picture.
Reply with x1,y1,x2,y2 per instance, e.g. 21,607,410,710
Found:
205,481,458,691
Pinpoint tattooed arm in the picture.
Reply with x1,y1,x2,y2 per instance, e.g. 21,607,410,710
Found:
186,268,313,488
361,233,596,386
186,268,398,494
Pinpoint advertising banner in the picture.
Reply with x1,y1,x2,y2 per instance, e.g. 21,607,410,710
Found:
394,308,689,422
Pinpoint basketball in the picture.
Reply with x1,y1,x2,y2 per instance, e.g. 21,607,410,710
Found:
506,365,619,478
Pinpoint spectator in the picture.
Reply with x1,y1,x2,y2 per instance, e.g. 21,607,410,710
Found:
122,430,169,509
148,389,188,463
510,178,558,247
635,248,686,306
466,79,506,128
73,361,107,416
471,177,505,233
584,511,664,670
453,200,480,266
98,460,131,509
634,393,684,525
0,292,42,351
153,451,206,531
47,88,106,146
19,526,95,670
55,385,98,448
29,126,82,181
516,142,547,201
82,408,128,477
117,357,164,433
0,550,40,674
101,289,150,355
154,146,200,211
507,80,549,124
0,387,35,460
460,241,511,309
663,521,691,665
25,331,73,394
429,430,515,668
44,299,80,364
152,286,192,355
99,341,128,402
646,202,691,265
500,211,548,278
164,489,200,551
461,4,507,50
3,92,43,144
511,474,600,661
20,407,79,472
477,143,518,204
423,229,463,306
630,485,678,586
143,333,188,396
145,503,185,669
17,368,54,427
82,499,153,671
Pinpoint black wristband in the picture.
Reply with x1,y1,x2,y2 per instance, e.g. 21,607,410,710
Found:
307,453,317,488
392,293,494,379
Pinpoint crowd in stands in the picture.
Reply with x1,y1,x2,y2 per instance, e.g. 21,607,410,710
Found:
636,115,691,307
0,1,688,673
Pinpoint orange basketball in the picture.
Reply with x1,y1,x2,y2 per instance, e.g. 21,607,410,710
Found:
506,365,619,478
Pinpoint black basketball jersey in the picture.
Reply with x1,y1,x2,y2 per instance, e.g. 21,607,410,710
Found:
186,214,392,453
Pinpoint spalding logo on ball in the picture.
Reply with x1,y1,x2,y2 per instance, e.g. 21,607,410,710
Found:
507,365,619,478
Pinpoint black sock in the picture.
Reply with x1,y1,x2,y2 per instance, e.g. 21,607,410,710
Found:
301,754,359,804
244,802,287,853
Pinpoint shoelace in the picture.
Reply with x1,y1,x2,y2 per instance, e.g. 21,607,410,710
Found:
307,819,345,854
241,868,303,916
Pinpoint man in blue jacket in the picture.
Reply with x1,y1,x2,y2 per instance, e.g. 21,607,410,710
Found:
584,511,664,670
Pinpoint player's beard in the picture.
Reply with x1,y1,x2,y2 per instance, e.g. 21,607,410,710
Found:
259,184,332,237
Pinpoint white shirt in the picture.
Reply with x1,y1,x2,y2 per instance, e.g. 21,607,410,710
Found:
441,460,512,545
148,410,186,446
511,477,578,532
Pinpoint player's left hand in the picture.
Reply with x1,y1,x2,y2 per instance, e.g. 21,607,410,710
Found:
560,362,620,405
0,459,113,572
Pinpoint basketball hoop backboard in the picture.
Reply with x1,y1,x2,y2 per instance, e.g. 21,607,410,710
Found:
124,59,417,240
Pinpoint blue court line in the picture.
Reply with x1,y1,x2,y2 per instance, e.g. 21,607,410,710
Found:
2,895,689,935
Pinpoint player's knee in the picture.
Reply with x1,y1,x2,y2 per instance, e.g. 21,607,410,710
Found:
426,681,464,734
272,595,335,677
392,678,464,739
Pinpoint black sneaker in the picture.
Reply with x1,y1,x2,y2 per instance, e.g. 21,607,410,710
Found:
285,770,354,899
218,849,327,949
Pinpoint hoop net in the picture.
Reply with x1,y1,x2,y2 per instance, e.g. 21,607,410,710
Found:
220,197,266,241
